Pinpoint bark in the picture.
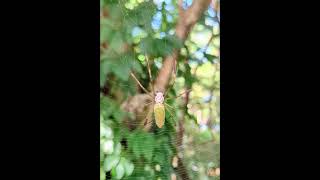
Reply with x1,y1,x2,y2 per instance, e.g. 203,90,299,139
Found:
175,87,190,180
177,156,190,180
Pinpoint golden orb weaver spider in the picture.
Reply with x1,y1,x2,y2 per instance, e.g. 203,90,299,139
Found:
129,54,191,128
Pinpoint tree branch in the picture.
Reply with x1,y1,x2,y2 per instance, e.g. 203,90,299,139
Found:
154,0,212,93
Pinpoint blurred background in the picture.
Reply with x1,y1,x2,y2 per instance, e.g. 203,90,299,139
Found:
100,0,219,179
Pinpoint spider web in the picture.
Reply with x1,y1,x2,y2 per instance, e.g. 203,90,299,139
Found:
100,0,220,179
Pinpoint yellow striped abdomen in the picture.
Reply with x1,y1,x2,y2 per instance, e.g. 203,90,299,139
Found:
154,103,165,128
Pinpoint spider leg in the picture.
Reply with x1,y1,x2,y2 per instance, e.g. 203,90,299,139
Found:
145,55,155,97
166,89,192,100
164,102,175,110
143,101,153,107
143,116,153,126
130,72,152,98
142,103,154,129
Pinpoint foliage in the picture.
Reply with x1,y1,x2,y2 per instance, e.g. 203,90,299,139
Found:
101,0,220,179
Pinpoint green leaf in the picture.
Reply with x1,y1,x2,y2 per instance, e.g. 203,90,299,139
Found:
107,4,123,21
112,61,130,81
102,140,114,154
184,63,196,88
100,96,116,119
140,35,184,57
140,37,156,55
100,0,104,8
113,161,125,179
127,132,138,158
131,132,155,161
103,155,120,172
153,151,165,164
111,167,117,178
109,32,124,53
113,109,125,121
128,131,155,161
114,142,121,155
100,26,113,42
131,59,143,74
132,138,141,159
104,0,118,5
100,148,104,163
124,160,134,176
126,2,156,26
100,168,106,180
117,79,136,95
156,38,174,56
164,35,183,49
139,132,155,161
204,53,218,63
199,130,213,142
100,60,113,87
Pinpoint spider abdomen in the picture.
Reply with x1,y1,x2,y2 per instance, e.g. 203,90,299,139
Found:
154,103,165,128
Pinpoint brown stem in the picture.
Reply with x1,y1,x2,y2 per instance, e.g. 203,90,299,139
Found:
175,59,192,180
177,87,190,147
177,156,190,180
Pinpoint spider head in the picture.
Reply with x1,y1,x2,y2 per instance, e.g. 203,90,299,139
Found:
154,91,164,104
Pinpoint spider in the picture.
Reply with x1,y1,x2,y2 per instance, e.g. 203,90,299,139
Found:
129,55,191,128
